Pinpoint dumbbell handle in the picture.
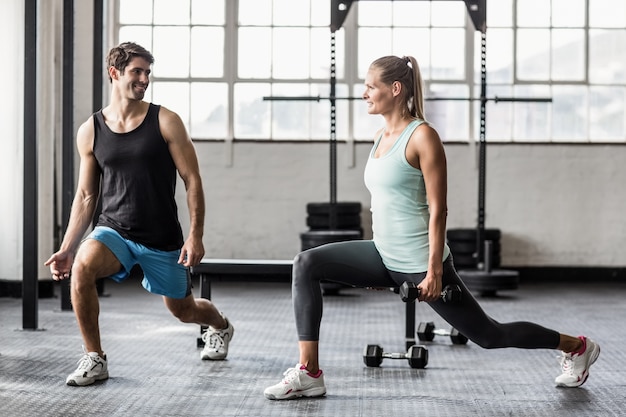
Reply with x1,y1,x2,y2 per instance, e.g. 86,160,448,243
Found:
400,283,461,303
432,329,453,337
381,352,409,360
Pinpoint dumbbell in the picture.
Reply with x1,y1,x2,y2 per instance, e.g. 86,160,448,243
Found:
363,344,428,369
399,282,462,303
417,321,468,345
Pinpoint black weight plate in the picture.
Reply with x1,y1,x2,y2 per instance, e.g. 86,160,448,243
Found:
458,269,519,293
447,228,501,242
307,202,362,215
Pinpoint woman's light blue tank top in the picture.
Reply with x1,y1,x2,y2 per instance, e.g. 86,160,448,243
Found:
363,119,450,273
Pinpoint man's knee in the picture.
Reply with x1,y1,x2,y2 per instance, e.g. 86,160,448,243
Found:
70,260,100,291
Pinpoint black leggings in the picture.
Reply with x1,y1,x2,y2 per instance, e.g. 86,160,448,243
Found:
292,240,560,349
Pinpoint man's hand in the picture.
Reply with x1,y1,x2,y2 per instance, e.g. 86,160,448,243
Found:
178,236,205,267
44,250,74,281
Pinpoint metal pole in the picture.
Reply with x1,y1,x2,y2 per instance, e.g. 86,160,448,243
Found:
23,0,38,330
476,30,487,268
329,32,338,230
60,0,75,311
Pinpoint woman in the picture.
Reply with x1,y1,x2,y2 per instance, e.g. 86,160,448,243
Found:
263,55,600,400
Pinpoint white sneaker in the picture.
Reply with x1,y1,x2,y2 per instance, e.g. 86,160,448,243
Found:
264,364,326,400
555,337,600,388
200,316,234,360
66,348,109,386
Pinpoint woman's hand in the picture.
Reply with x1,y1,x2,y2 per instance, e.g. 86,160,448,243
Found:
417,273,442,302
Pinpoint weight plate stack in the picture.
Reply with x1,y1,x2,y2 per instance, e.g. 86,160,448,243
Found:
302,202,363,295
306,202,363,235
446,228,501,269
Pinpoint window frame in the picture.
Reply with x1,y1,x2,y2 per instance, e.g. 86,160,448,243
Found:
111,0,626,144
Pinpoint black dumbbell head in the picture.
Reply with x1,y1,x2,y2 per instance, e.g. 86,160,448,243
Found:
417,321,436,341
406,345,428,369
449,328,469,345
363,344,384,367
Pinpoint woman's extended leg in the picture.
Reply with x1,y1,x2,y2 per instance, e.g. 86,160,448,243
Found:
389,256,599,387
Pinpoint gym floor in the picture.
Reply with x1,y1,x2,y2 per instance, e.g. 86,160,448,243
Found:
0,277,624,417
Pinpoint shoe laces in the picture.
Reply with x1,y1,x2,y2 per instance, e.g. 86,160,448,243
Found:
281,367,303,385
202,329,225,351
76,352,98,371
558,352,574,375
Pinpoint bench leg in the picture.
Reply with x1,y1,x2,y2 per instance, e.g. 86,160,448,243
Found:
197,273,212,348
405,301,416,350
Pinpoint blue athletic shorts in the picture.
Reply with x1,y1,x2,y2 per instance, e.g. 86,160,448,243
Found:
86,226,191,299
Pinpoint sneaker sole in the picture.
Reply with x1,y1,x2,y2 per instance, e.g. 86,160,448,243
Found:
265,387,326,400
66,372,109,387
556,343,601,388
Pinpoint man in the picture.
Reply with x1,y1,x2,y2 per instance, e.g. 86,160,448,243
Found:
45,42,234,386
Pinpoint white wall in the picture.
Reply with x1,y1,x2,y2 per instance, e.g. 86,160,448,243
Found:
185,141,626,267
0,0,24,281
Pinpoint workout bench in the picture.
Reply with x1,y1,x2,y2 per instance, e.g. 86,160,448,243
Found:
189,258,418,350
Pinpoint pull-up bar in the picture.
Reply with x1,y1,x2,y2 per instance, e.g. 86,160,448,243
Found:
331,0,486,33
263,96,552,103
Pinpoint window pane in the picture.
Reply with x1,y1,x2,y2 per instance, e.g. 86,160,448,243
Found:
273,28,310,79
190,82,228,138
430,28,465,80
239,0,272,25
154,0,189,25
358,28,392,79
153,27,190,78
191,27,224,77
589,0,626,28
191,0,225,25
487,0,512,27
234,83,271,138
310,0,330,26
551,85,587,142
431,1,466,27
589,29,626,84
311,28,332,79
552,29,585,81
512,85,551,142
152,81,190,125
552,0,585,27
427,84,470,142
485,28,512,84
119,0,153,25
238,28,271,78
274,0,310,26
358,1,392,26
517,0,550,27
589,86,625,141
270,84,311,140
516,29,550,81
118,26,153,52
392,1,430,27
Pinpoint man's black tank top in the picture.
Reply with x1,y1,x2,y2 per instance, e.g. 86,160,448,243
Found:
93,103,183,251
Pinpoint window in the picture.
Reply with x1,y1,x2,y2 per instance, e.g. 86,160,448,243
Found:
114,0,626,143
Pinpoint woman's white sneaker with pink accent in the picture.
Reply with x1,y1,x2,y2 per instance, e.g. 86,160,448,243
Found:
264,364,326,400
555,337,600,388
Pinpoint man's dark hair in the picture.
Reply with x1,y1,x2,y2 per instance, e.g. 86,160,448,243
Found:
106,42,154,83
